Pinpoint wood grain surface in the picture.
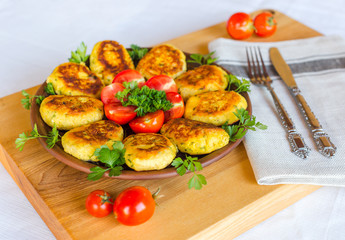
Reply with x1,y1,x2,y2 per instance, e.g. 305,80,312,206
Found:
0,10,321,240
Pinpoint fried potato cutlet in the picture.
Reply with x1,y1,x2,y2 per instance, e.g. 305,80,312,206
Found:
136,44,186,79
160,118,229,155
184,90,247,126
61,120,124,161
46,62,104,98
40,95,104,130
174,65,228,101
123,133,177,171
90,40,134,85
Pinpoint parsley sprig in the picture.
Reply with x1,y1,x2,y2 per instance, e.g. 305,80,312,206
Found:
227,74,251,92
116,82,173,117
172,156,207,190
68,42,89,64
128,44,148,67
222,108,267,142
15,124,60,151
187,51,218,66
21,83,55,110
87,142,126,181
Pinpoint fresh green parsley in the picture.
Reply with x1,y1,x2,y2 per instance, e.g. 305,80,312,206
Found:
15,124,60,151
227,74,251,92
171,155,207,190
68,42,89,64
222,108,267,142
116,82,173,117
21,83,55,110
187,51,219,66
87,141,126,181
128,44,148,67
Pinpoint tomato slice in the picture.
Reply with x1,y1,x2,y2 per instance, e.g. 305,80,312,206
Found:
112,69,145,88
104,103,137,125
164,92,184,123
144,75,178,93
101,82,125,105
129,110,164,133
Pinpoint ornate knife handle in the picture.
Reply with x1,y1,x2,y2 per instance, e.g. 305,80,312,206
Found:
266,84,310,159
291,87,336,157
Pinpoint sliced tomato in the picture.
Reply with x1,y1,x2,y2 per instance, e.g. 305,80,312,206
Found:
129,110,164,133
101,82,125,105
104,103,137,125
112,69,145,88
144,75,178,93
164,92,184,123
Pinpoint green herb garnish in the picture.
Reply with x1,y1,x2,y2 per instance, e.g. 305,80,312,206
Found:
187,51,218,66
21,83,55,110
222,108,267,142
15,124,60,151
116,82,173,117
87,142,126,181
68,42,89,64
227,74,251,92
172,156,207,190
128,44,148,66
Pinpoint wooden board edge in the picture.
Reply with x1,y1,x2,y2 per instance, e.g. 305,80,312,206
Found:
0,144,72,240
189,184,320,239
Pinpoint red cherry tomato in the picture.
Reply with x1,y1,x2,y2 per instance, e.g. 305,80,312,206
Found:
226,12,254,40
85,190,114,218
254,12,277,37
129,110,164,133
104,102,137,125
101,82,125,105
144,75,178,93
164,92,184,123
112,69,145,88
114,186,156,226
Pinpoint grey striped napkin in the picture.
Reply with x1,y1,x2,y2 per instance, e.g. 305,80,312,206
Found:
208,35,345,186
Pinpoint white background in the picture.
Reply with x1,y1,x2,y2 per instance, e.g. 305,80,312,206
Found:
1,0,345,239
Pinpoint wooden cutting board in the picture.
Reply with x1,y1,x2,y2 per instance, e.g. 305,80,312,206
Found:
0,10,322,240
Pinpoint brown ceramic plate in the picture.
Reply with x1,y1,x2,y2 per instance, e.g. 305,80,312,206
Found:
30,52,252,180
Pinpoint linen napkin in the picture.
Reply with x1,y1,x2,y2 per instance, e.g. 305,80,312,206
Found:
208,35,345,186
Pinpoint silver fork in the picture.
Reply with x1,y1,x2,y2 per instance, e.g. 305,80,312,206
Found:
246,46,310,159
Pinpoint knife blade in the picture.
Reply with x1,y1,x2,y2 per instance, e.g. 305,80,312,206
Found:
269,47,336,157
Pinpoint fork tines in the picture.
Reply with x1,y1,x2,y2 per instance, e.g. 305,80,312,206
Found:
246,46,271,84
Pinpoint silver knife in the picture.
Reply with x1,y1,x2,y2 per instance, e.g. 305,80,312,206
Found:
269,47,336,157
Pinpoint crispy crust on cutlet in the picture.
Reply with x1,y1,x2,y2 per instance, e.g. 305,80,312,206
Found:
123,133,177,171
46,62,103,98
160,118,229,155
90,40,134,85
61,120,123,161
136,44,186,79
40,95,104,130
175,65,228,101
184,90,247,126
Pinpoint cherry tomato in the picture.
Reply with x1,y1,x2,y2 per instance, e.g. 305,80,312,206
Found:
104,102,137,125
164,92,184,123
101,82,125,105
112,69,145,88
85,190,114,218
226,12,254,40
114,186,156,226
144,75,178,93
129,110,164,133
254,12,277,37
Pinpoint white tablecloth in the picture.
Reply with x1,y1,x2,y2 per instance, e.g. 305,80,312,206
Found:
1,0,344,239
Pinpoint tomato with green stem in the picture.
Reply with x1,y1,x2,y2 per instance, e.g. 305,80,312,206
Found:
226,12,254,40
85,190,114,218
254,11,277,37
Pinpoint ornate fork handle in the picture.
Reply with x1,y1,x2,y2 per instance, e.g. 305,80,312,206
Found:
266,83,310,159
290,86,336,157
